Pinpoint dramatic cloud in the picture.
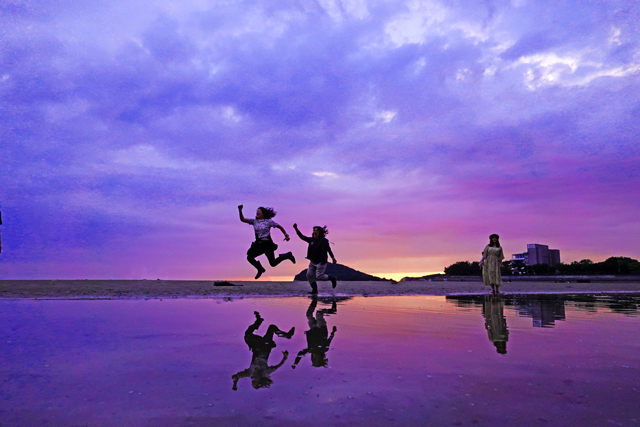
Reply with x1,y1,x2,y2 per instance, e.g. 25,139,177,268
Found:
1,0,639,280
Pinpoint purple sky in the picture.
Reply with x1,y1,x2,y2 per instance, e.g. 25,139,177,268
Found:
1,0,639,280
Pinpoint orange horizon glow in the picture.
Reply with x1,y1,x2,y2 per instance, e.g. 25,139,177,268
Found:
224,271,444,282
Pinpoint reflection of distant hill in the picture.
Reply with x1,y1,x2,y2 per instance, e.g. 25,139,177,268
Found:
315,296,354,304
446,294,640,327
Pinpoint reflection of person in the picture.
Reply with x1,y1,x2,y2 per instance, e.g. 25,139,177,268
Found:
480,234,504,294
293,224,337,294
292,296,337,369
232,311,295,390
483,294,509,354
238,205,295,279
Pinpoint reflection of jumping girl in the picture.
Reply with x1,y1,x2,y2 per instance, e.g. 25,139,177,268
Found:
292,296,337,369
480,234,504,294
293,224,337,294
232,311,295,390
239,205,295,279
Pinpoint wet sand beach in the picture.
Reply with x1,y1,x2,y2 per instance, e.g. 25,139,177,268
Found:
1,279,639,298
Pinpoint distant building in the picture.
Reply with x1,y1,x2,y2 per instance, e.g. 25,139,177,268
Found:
511,244,561,266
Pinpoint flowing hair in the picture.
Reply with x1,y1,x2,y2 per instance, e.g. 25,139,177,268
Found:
488,234,501,247
314,226,329,238
258,207,276,219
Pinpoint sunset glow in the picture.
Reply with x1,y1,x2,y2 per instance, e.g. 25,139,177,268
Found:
1,0,639,280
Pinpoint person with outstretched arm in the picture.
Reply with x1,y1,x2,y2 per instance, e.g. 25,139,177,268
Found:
232,311,295,390
292,296,337,369
239,205,295,279
293,223,337,294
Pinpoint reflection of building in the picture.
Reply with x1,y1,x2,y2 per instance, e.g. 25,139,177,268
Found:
513,296,566,328
446,294,640,326
447,295,567,328
511,244,560,265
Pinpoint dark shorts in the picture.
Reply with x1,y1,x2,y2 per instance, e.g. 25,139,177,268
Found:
247,238,278,258
244,334,277,353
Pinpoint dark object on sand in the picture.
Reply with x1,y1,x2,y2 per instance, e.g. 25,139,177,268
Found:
214,281,242,286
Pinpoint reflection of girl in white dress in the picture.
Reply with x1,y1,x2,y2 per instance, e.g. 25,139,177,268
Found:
483,294,509,354
480,234,504,294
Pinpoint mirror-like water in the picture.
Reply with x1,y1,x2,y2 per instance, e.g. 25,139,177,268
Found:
1,294,639,427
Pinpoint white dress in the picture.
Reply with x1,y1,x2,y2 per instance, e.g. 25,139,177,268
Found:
482,245,504,286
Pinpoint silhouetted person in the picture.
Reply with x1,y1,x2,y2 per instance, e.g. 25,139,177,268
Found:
292,296,337,369
238,205,295,279
480,233,504,294
232,311,295,390
483,294,509,354
293,223,337,294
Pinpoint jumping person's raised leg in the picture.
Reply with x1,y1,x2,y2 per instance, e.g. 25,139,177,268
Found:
247,255,266,279
265,250,295,267
315,263,338,289
247,243,267,279
330,275,337,288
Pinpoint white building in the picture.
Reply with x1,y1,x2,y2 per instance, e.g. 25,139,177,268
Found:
512,244,561,266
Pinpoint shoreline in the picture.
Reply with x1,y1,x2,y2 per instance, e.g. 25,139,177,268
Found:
1,279,639,299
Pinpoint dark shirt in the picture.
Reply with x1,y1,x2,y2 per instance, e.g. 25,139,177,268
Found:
295,229,334,264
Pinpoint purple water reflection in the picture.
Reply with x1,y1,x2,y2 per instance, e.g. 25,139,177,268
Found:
1,295,639,426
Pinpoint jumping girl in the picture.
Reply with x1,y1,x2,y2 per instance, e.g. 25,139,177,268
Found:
239,205,295,279
232,311,295,390
293,223,337,294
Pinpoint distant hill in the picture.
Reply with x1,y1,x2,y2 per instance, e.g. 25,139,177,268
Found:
293,263,389,281
400,274,447,282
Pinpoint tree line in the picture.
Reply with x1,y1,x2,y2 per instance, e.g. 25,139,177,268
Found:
444,257,640,276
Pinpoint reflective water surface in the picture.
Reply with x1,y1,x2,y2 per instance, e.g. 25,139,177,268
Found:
1,294,639,426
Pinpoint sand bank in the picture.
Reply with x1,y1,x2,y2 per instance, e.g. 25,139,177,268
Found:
1,279,639,299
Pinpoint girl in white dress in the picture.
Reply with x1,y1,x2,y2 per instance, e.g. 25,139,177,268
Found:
480,234,504,294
